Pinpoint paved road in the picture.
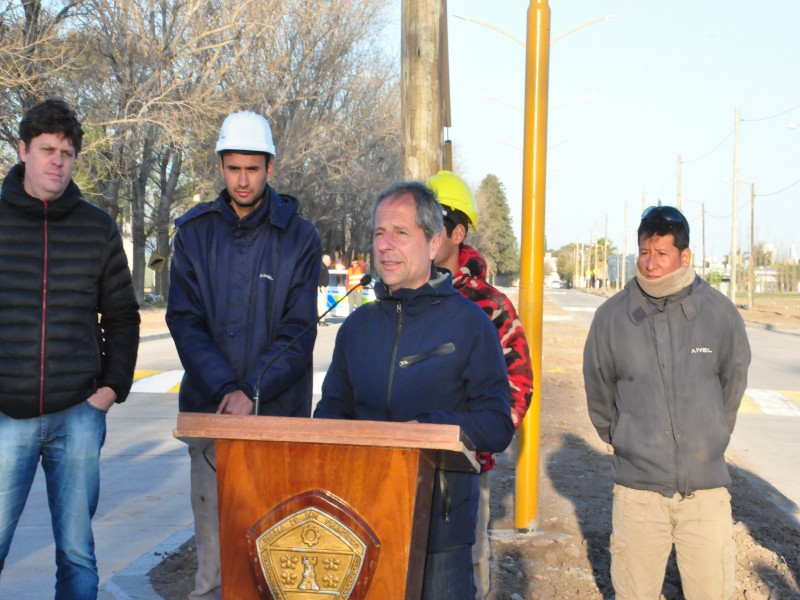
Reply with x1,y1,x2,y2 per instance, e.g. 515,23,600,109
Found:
547,287,800,517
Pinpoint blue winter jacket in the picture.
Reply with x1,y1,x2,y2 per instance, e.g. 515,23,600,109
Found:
167,187,321,415
315,270,514,551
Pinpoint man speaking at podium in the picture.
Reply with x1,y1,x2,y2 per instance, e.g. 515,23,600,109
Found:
315,181,513,599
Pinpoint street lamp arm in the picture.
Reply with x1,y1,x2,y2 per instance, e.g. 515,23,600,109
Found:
551,12,622,45
454,12,621,49
452,14,526,48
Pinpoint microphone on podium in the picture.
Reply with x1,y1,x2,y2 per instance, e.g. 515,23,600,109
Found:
252,273,372,415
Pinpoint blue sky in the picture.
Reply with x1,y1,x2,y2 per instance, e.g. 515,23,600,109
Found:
391,1,800,261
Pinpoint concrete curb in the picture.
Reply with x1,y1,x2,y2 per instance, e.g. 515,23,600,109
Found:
749,322,800,336
100,525,194,600
140,331,172,343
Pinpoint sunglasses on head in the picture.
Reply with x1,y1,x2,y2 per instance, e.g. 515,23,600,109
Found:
641,204,689,237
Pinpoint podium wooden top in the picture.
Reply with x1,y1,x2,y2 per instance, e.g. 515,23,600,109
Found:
174,413,479,473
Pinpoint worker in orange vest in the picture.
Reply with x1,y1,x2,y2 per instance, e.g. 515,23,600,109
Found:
346,257,366,314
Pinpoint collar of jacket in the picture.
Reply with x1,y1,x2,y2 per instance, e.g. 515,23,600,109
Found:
374,268,457,307
175,185,299,231
1,163,83,221
457,244,488,280
625,275,704,325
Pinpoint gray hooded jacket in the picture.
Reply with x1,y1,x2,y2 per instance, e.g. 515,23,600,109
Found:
583,276,750,497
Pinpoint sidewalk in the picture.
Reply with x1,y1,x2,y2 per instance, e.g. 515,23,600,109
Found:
0,311,184,600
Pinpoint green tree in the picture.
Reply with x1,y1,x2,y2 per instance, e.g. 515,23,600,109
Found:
471,174,520,283
556,243,579,285
753,243,775,267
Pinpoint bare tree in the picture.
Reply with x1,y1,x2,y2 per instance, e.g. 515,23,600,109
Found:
227,0,402,260
3,0,402,298
0,0,82,152
68,0,266,300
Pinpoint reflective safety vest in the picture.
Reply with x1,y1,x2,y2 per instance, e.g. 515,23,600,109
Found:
347,263,364,290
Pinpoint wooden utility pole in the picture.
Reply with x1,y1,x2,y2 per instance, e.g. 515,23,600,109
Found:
441,0,452,172
573,244,579,288
701,202,706,279
401,0,445,179
730,107,741,302
604,214,608,289
622,199,628,286
749,183,755,309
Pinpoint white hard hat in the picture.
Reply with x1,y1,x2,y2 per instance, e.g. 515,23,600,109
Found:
215,111,276,156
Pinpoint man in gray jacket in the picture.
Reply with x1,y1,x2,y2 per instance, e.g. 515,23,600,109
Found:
583,204,750,600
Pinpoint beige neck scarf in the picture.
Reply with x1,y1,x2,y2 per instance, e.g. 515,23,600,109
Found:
635,265,696,298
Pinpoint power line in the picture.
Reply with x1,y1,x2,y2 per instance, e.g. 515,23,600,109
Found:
653,172,675,196
757,176,800,197
682,129,734,164
741,102,800,122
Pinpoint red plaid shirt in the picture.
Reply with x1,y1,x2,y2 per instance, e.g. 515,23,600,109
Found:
451,245,534,472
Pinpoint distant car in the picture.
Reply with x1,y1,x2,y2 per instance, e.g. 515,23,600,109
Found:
550,280,565,289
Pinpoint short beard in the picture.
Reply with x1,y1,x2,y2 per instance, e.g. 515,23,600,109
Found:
229,187,266,209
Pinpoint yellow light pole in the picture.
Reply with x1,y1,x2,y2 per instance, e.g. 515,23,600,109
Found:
451,6,620,530
516,0,550,531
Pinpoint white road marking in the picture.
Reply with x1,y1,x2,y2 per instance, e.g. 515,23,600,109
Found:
130,370,184,393
745,389,800,417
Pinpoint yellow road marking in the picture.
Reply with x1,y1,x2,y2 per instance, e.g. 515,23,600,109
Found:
739,395,762,414
133,370,162,382
780,390,800,408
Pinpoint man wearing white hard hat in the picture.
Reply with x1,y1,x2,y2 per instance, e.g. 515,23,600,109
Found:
167,111,322,599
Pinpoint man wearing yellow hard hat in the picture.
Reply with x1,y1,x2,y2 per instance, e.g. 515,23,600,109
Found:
426,171,534,600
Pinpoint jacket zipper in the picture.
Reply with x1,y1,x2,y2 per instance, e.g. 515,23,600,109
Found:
398,342,455,368
384,301,403,421
39,201,49,414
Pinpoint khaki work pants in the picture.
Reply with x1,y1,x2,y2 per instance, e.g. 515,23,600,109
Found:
188,443,222,600
472,470,491,599
610,485,736,600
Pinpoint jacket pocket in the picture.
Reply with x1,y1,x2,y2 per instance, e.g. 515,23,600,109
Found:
398,342,455,368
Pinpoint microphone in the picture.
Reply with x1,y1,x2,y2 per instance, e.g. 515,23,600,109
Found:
252,273,372,415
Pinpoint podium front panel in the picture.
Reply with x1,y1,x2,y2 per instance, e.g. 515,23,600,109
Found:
216,440,435,599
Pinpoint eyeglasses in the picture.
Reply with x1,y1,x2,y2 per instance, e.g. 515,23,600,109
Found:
641,204,690,237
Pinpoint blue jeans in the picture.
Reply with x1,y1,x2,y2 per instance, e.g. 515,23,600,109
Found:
422,544,476,599
0,401,107,600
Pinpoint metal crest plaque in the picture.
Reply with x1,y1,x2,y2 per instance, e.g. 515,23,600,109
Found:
246,490,380,599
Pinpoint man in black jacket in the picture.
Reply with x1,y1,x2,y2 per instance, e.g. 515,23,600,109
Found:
0,99,139,600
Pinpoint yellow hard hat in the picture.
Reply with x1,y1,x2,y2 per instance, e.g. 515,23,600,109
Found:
425,170,478,231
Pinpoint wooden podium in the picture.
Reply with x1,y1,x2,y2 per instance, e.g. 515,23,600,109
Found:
174,413,478,599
